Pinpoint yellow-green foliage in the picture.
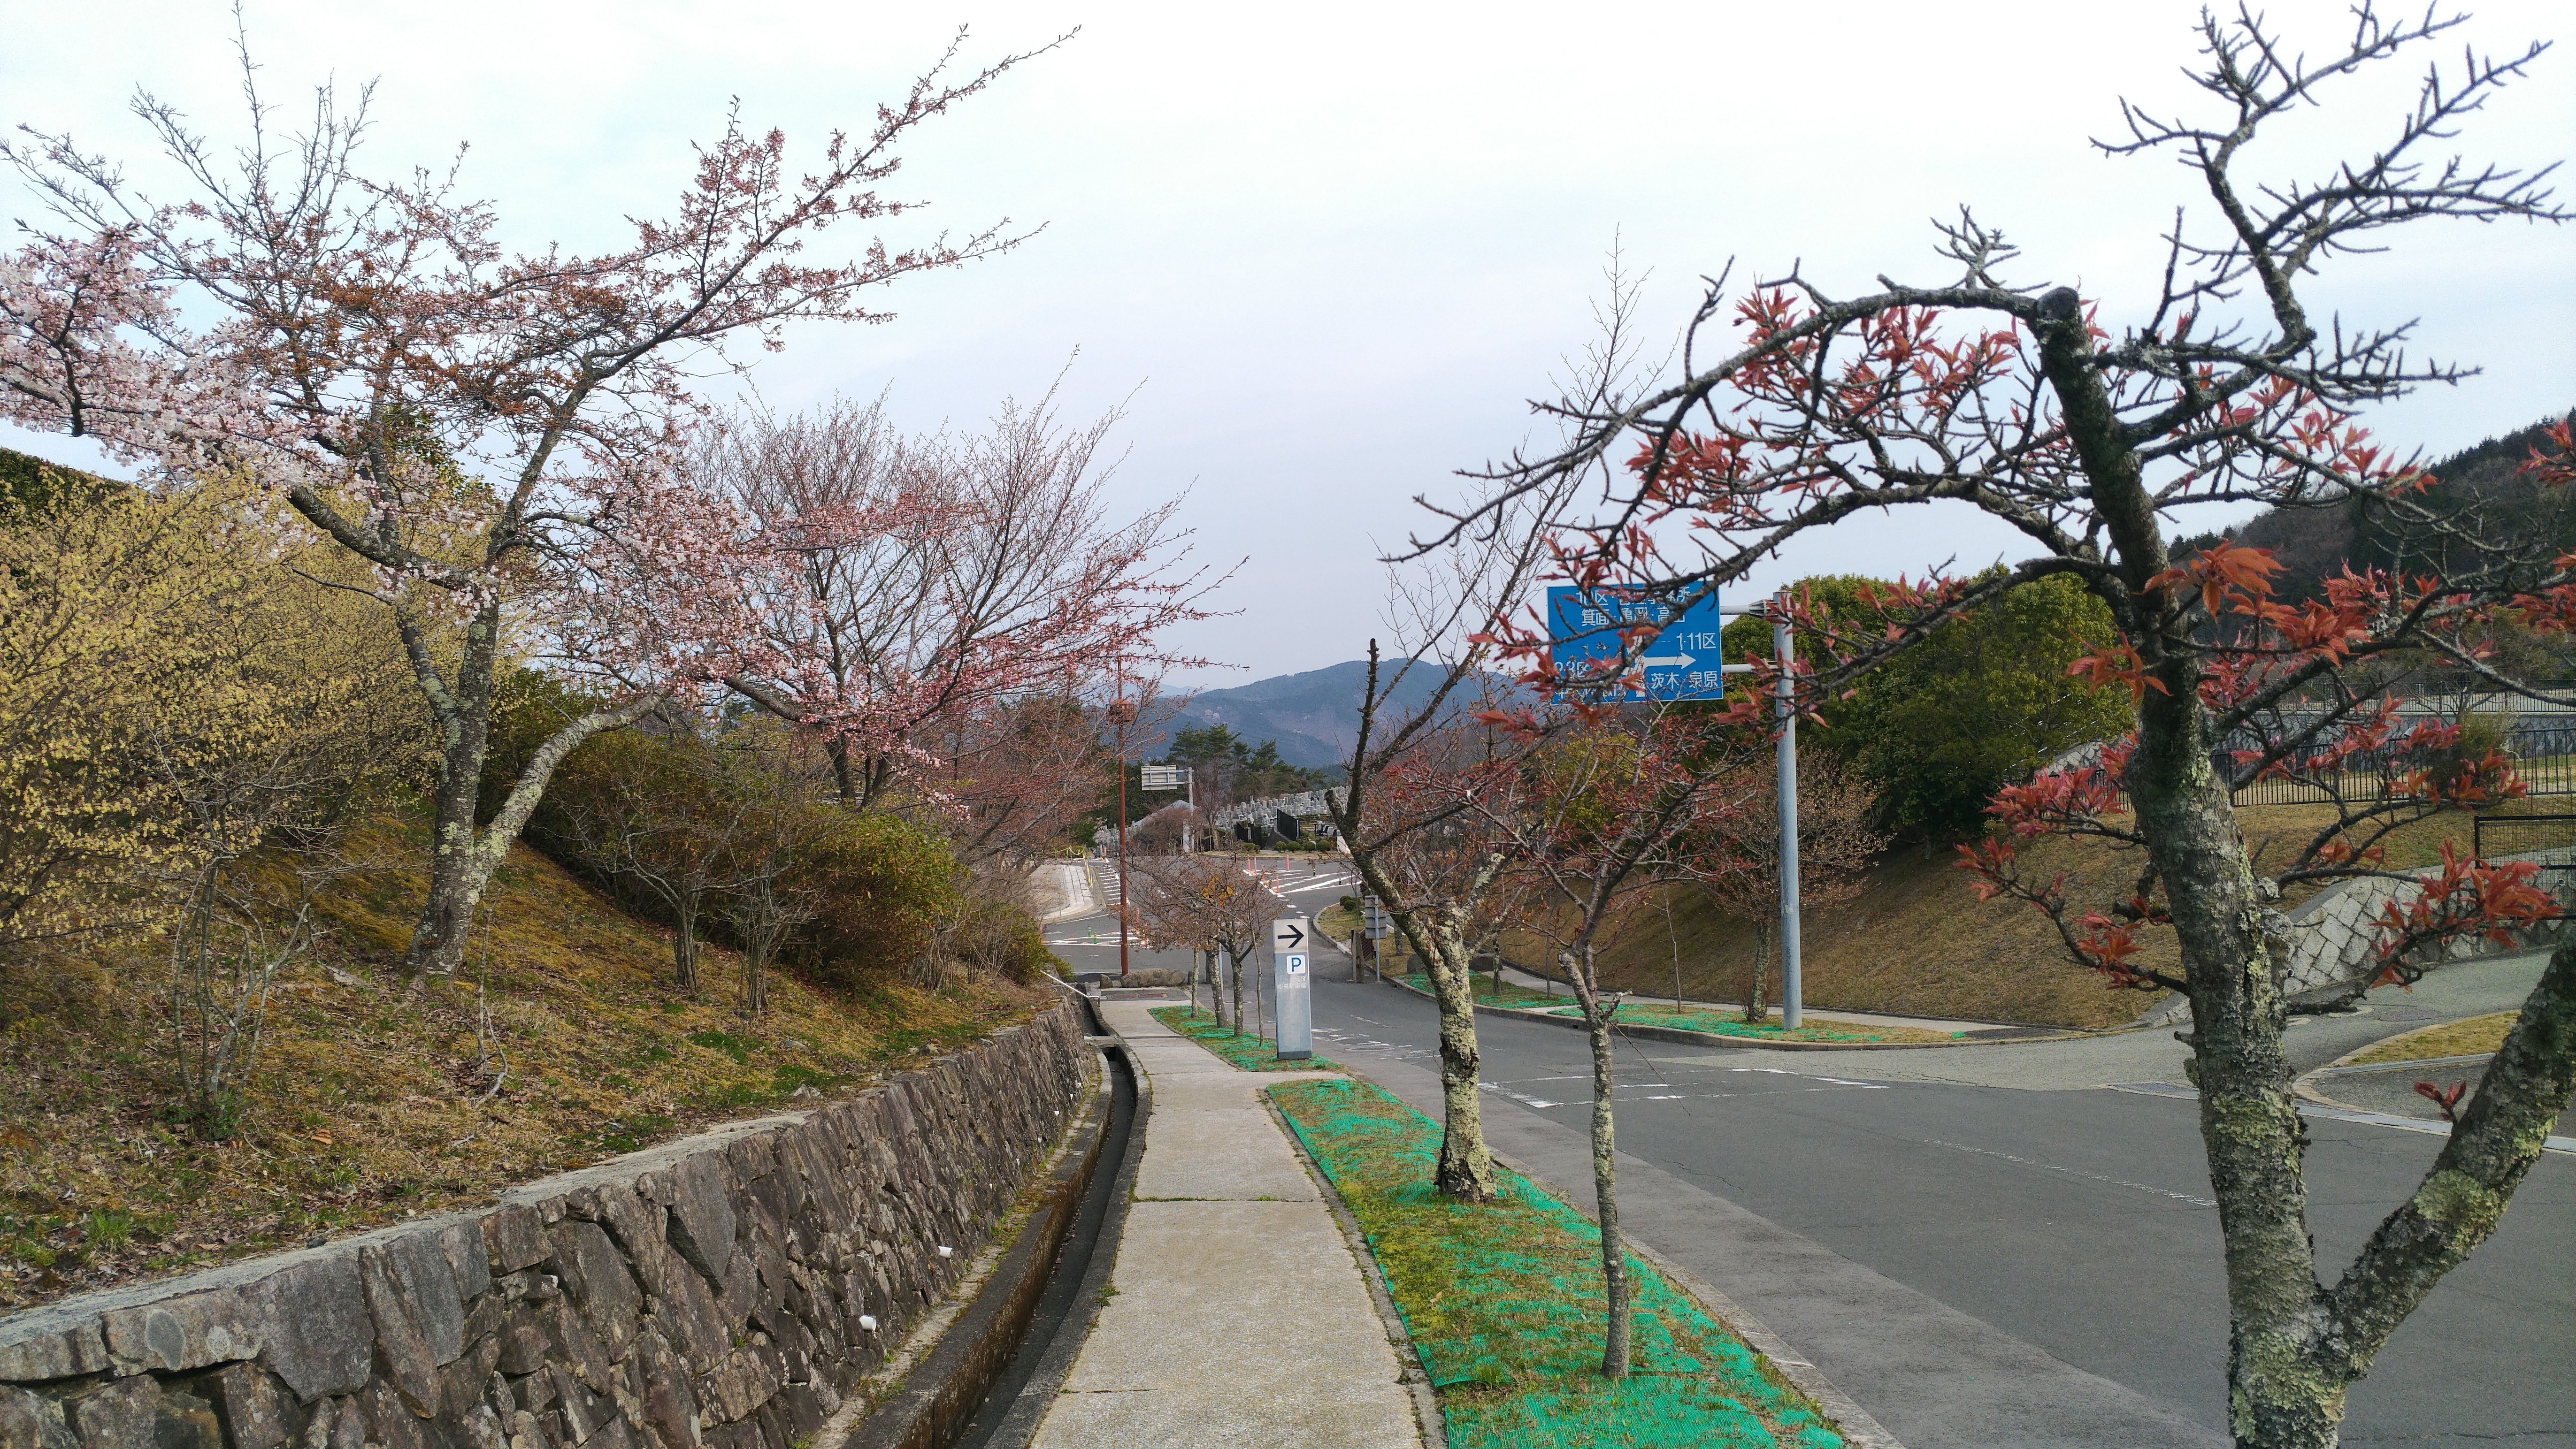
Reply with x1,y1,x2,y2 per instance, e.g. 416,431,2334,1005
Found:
0,467,426,946
0,805,1045,1311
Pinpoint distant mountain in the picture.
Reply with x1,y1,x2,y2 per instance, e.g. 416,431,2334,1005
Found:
1158,659,1489,770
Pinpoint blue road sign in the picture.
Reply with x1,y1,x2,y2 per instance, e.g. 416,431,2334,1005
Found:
1546,586,1726,701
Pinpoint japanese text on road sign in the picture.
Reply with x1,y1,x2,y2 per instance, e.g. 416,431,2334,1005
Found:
1546,586,1726,702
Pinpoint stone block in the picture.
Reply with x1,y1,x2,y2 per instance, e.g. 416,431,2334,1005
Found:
0,1320,110,1383
68,1374,221,1449
0,1382,79,1449
660,1156,737,1300
463,1292,505,1350
359,1380,433,1449
544,1363,602,1444
643,1255,728,1370
592,1186,669,1282
547,1222,641,1365
630,1332,700,1449
539,1299,614,1394
438,1325,502,1420
439,1220,496,1304
358,1245,445,1415
246,1251,373,1400
495,1307,552,1378
200,1362,301,1449
101,1288,262,1374
386,1230,469,1365
483,1207,552,1275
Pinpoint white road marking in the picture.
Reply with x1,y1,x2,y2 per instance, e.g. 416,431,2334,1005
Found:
1922,1136,2216,1207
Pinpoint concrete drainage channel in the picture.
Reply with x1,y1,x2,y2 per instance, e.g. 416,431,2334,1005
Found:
838,992,1147,1449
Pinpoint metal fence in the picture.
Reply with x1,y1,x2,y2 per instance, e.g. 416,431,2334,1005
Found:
2225,716,2576,808
2472,812,2576,885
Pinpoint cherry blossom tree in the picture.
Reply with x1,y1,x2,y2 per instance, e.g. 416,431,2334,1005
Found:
0,31,1056,978
700,386,1221,856
1451,8,2570,1443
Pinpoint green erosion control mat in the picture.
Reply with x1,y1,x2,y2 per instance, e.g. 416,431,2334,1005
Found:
1270,1077,1841,1449
1147,1006,1343,1072
1395,972,1952,1043
1541,1002,1960,1045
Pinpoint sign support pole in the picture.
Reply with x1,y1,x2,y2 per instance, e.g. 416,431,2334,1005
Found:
1773,592,1802,1030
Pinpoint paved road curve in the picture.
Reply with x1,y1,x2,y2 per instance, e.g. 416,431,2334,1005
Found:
1049,862,2574,1448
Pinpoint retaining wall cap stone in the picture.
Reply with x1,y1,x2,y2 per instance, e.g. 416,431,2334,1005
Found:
491,1112,810,1213
101,1287,263,1374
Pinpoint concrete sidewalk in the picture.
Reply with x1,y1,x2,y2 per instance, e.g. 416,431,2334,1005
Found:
1028,1003,1423,1449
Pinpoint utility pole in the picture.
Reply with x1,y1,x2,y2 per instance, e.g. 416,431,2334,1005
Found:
1108,696,1138,980
1773,591,1802,1030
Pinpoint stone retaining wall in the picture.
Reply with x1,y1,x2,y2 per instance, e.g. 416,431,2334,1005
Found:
2280,848,2576,999
0,1005,1089,1449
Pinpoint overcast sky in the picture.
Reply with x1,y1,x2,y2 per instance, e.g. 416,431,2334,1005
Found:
8,0,2571,686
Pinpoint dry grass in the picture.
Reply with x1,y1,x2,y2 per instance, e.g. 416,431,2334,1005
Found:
0,808,1049,1312
2346,1011,2519,1066
1575,800,2576,1032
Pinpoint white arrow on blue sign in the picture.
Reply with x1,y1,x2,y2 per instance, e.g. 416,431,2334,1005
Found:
1546,586,1727,702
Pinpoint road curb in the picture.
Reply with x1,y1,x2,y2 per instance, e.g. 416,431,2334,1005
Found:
1377,973,2087,1052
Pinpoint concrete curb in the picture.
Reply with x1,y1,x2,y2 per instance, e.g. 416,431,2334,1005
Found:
1262,1093,1447,1449
1377,974,2085,1052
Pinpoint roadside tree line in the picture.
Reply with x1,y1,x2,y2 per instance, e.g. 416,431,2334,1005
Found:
1331,9,2575,1449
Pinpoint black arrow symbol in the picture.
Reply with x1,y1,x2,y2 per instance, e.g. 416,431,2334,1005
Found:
1278,923,1305,949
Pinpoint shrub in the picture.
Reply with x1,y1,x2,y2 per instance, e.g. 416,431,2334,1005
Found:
784,812,962,989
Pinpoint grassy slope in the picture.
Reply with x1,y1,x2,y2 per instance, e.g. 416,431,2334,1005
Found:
1573,801,2576,1031
0,808,1047,1312
2346,1011,2519,1066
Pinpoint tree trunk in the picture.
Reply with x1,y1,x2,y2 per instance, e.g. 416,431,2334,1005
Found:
1570,948,1631,1377
1743,921,1770,1025
1228,946,1245,1036
1424,932,1501,1202
403,618,664,982
405,601,502,978
829,738,860,808
2135,694,2342,1446
673,894,700,992
2036,290,2338,1447
743,942,768,1017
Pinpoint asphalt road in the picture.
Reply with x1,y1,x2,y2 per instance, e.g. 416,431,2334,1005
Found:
1049,859,2575,1449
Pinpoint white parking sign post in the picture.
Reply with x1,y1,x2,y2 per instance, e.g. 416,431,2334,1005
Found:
1271,917,1312,1060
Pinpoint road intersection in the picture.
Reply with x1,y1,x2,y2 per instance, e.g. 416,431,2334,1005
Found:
1043,858,2573,1448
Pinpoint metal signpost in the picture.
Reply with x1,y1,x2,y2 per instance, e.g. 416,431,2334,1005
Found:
1140,764,1193,852
1271,916,1313,1060
1544,586,1804,1029
1361,895,1395,981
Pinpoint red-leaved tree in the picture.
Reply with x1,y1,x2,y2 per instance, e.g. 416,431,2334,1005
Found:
1467,709,1764,1377
1450,9,2572,1445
